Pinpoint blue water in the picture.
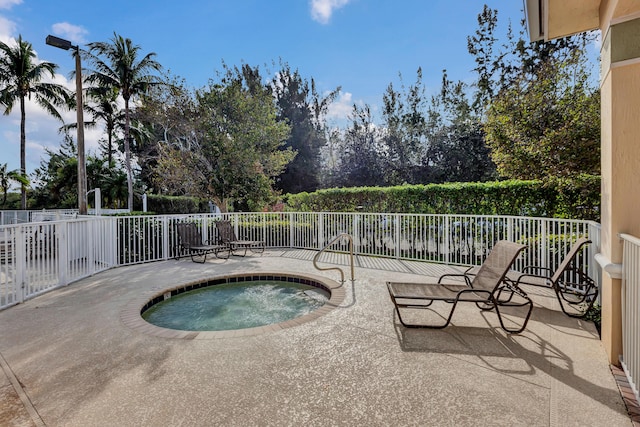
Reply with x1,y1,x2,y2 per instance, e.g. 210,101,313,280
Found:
142,280,329,331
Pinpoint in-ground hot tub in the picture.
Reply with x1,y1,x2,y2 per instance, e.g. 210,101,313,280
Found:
122,272,345,339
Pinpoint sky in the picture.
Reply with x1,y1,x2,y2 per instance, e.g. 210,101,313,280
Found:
0,0,596,179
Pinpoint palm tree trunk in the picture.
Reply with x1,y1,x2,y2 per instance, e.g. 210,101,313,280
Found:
124,98,133,211
107,129,113,167
20,96,26,209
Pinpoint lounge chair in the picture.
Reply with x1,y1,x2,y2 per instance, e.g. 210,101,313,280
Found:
215,220,265,257
510,237,598,318
464,237,597,318
175,222,229,263
387,240,532,333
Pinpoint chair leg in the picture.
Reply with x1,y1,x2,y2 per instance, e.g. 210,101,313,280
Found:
190,250,207,263
493,294,533,333
392,298,458,329
555,285,598,318
214,247,230,259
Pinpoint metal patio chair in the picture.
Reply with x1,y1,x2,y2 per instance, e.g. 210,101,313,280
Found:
387,240,532,333
215,220,265,257
465,237,598,318
175,222,229,263
510,237,598,318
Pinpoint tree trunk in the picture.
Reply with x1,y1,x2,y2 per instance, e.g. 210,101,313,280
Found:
124,98,134,211
19,96,26,210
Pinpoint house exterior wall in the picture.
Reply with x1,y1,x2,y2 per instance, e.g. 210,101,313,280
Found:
600,17,640,364
527,0,640,365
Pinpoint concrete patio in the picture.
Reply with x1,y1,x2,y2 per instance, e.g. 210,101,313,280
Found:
0,250,632,426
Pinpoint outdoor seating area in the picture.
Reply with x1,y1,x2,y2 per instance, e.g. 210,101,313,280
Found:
175,222,229,263
0,210,639,425
0,250,631,426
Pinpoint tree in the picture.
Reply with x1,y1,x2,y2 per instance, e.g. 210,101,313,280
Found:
84,32,162,211
422,70,496,183
271,62,339,193
31,135,79,208
484,54,600,179
381,68,427,185
467,6,599,180
85,86,123,167
0,35,71,208
134,72,199,192
0,163,28,206
153,65,293,211
334,104,386,187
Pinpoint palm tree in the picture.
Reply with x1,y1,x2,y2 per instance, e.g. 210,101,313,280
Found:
84,32,161,211
0,163,29,206
0,35,71,209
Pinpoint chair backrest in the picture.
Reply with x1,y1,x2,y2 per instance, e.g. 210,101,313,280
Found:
176,222,203,248
550,237,591,284
215,220,237,244
471,240,527,293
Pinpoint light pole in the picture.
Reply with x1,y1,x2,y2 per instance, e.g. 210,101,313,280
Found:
46,35,87,215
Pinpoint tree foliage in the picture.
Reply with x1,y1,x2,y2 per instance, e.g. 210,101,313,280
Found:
84,32,162,210
0,35,71,208
0,163,28,206
31,136,129,209
271,62,339,193
153,64,293,211
479,33,600,178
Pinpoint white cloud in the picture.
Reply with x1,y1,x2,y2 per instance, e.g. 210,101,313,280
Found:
51,22,89,44
326,91,355,121
0,15,16,42
0,0,21,10
310,0,351,24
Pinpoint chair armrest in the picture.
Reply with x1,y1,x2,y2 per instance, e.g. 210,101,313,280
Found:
438,273,472,287
520,266,553,276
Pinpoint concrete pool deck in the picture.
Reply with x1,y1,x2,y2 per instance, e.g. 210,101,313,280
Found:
0,250,633,426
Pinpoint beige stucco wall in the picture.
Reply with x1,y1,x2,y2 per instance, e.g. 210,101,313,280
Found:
599,18,640,364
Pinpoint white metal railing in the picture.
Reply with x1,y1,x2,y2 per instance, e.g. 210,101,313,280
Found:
621,233,640,403
0,209,129,225
0,212,601,311
0,217,116,309
0,209,77,225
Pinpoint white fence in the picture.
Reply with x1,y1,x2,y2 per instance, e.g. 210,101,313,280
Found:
0,211,601,311
0,209,129,225
621,233,640,403
0,217,116,309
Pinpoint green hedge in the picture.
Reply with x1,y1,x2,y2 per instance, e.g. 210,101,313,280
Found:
142,194,209,214
284,177,600,220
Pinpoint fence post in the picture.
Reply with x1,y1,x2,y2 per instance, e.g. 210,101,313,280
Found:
15,226,26,303
318,212,324,250
87,219,95,275
443,215,451,265
289,212,294,249
395,214,401,259
58,222,68,286
163,215,170,261
540,219,548,272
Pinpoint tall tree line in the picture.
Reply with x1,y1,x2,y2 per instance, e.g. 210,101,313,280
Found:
1,4,600,211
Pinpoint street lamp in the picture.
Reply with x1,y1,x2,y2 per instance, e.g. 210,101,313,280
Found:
46,35,87,215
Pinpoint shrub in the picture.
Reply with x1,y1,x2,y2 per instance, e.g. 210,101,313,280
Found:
284,178,600,220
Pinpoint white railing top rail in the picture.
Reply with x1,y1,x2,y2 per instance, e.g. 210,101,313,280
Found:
620,233,640,246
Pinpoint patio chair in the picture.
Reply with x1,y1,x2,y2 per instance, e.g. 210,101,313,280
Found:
175,222,229,263
215,220,265,257
387,240,532,333
464,237,597,318
510,237,598,318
